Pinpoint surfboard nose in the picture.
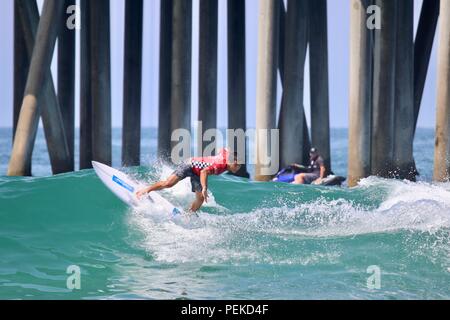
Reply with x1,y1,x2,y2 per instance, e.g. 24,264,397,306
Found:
92,161,108,171
91,161,101,167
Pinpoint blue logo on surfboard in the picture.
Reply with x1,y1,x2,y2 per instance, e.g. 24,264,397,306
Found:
112,175,134,192
172,208,181,217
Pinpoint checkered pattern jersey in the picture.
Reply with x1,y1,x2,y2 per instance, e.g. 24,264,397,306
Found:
191,160,213,171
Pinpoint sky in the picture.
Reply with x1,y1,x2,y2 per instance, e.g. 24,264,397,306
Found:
0,0,439,129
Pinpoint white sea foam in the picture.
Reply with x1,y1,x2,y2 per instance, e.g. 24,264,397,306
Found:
127,175,450,267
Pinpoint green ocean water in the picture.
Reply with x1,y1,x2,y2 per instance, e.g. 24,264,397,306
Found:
0,128,449,299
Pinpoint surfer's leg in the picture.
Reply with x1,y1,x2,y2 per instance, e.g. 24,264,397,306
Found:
137,163,189,198
189,192,205,212
145,162,193,193
292,173,306,184
147,174,181,192
188,177,204,212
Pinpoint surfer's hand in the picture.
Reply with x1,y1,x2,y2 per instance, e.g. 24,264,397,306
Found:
202,188,208,203
136,189,147,200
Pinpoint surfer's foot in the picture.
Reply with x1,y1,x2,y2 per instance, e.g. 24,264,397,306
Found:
185,210,199,218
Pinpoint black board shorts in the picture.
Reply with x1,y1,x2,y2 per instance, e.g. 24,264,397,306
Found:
172,163,202,193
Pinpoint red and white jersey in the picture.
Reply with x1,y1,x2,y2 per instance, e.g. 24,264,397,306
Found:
190,148,229,176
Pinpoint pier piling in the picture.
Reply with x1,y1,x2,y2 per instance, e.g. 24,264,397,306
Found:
433,0,450,181
348,0,374,187
278,0,311,167
13,0,31,176
79,0,92,169
227,0,250,178
170,0,192,160
8,0,71,176
13,0,28,144
122,0,143,167
278,0,308,169
90,0,112,166
309,0,331,173
255,0,280,181
198,0,218,156
58,0,75,171
158,0,174,159
394,0,415,180
371,0,397,178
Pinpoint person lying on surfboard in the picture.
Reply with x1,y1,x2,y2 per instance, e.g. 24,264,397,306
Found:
136,148,241,212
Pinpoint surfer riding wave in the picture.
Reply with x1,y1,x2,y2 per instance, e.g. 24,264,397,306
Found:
136,148,241,212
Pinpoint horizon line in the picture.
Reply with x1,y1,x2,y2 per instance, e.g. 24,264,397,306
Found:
0,126,437,130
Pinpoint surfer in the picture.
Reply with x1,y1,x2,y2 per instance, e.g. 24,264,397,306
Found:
136,148,241,212
291,148,326,185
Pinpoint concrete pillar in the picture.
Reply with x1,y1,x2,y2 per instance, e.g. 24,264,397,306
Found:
371,0,397,177
13,0,31,176
122,0,143,167
24,1,71,174
198,0,218,156
79,0,92,169
309,0,331,174
227,0,249,178
16,0,71,175
348,0,373,187
279,0,308,169
8,0,70,176
394,0,415,180
58,0,75,171
255,0,280,181
433,0,450,181
414,0,439,134
13,0,28,146
278,0,311,166
90,0,112,165
278,0,285,75
170,0,192,160
158,0,173,159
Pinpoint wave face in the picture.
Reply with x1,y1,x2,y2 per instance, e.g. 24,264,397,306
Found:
1,166,449,299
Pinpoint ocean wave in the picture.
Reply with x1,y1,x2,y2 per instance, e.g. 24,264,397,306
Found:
1,167,450,298
127,174,450,267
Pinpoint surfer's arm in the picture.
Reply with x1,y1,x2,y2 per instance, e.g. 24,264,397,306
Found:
200,169,209,203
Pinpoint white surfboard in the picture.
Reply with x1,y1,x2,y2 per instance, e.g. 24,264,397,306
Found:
92,161,184,218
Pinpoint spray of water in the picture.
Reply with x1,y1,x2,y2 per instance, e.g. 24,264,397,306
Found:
126,165,450,270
